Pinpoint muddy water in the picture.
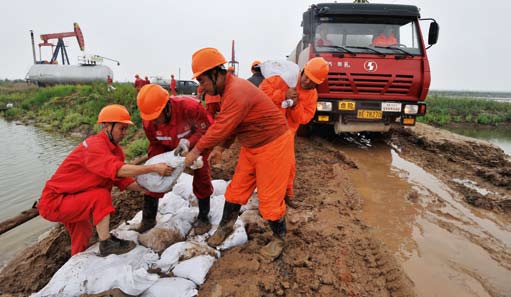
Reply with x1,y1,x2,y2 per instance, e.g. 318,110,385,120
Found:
0,119,78,268
341,138,511,297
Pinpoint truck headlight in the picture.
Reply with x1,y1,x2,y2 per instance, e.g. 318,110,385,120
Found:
404,104,418,115
317,101,332,111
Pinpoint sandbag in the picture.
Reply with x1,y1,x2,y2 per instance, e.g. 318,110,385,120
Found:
260,60,300,87
136,151,185,193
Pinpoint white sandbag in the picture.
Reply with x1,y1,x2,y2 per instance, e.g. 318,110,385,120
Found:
217,218,248,250
172,173,195,200
260,60,300,87
156,241,220,272
135,151,185,193
141,277,197,297
209,195,226,226
212,179,228,196
33,246,159,296
172,255,216,285
159,192,190,215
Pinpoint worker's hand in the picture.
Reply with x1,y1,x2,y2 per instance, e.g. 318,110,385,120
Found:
185,147,201,167
208,146,224,165
174,139,190,156
285,88,297,100
153,163,173,176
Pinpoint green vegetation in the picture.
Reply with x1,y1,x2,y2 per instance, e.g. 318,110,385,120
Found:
0,82,147,159
419,95,511,126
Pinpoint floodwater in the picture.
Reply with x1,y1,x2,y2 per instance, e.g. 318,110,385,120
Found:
0,118,78,268
342,136,511,297
444,125,511,156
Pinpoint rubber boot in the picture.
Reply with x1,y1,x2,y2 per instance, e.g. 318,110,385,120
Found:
130,195,158,233
99,234,136,257
285,195,298,209
194,197,212,235
207,201,241,248
260,217,286,261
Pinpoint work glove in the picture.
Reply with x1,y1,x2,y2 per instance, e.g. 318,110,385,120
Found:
174,138,190,156
190,156,204,170
281,99,295,109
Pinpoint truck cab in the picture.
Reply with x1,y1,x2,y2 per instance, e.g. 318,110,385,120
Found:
289,3,439,133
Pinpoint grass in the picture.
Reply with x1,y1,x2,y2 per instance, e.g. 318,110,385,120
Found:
0,81,147,159
419,95,511,126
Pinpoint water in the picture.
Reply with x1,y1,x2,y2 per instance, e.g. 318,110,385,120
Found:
343,138,511,297
443,125,511,156
0,118,79,268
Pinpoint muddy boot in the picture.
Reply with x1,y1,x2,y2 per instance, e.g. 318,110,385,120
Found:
99,235,136,257
130,195,158,233
207,201,241,248
285,195,298,209
260,217,286,261
194,197,212,235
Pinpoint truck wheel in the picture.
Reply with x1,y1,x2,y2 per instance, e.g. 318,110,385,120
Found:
297,124,313,137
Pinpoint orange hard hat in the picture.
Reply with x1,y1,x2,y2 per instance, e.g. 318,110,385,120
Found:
97,104,134,125
304,57,329,84
251,60,262,68
137,84,169,120
191,47,227,79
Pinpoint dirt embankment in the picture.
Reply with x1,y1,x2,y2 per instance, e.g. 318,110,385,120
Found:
1,123,509,296
390,123,511,213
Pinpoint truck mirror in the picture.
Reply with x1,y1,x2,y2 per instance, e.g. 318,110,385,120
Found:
303,11,311,35
428,21,439,45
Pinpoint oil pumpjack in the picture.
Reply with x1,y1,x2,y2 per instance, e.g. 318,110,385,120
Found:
26,23,119,86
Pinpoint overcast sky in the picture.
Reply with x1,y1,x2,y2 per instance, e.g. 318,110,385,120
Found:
1,0,509,92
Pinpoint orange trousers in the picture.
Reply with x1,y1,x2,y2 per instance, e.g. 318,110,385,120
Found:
225,130,294,221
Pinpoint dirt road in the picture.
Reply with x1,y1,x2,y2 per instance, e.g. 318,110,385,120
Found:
0,123,509,296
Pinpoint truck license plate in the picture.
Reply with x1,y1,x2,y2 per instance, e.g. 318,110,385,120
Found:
381,102,402,112
357,110,382,119
338,101,355,110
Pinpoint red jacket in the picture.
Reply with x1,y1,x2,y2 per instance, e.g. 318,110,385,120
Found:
134,78,145,90
42,132,134,195
143,96,213,158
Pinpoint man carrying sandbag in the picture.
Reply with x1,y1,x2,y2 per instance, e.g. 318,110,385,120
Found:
136,84,214,235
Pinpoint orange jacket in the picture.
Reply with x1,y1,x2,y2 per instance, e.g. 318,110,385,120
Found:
372,33,397,46
259,74,318,132
195,73,288,151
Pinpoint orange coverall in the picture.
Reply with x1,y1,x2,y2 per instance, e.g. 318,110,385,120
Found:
195,73,293,221
372,33,397,46
38,132,134,255
259,74,318,198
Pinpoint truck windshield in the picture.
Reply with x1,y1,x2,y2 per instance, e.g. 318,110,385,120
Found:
315,18,423,56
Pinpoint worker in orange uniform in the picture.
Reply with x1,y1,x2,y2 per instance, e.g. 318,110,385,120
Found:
372,25,398,46
37,105,173,256
184,47,293,260
259,57,329,208
170,74,177,96
134,74,145,91
136,84,214,235
144,76,151,85
247,60,264,87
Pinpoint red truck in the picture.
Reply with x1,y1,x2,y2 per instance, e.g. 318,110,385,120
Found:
289,3,439,133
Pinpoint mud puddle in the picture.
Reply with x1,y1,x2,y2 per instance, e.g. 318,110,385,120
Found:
338,136,511,297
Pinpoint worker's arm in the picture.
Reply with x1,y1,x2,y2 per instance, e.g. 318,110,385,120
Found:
259,76,288,106
116,163,173,178
288,90,318,124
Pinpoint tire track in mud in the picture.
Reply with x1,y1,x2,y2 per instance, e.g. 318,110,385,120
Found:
200,137,415,297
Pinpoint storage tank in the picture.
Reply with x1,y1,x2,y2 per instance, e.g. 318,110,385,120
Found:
26,64,113,86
